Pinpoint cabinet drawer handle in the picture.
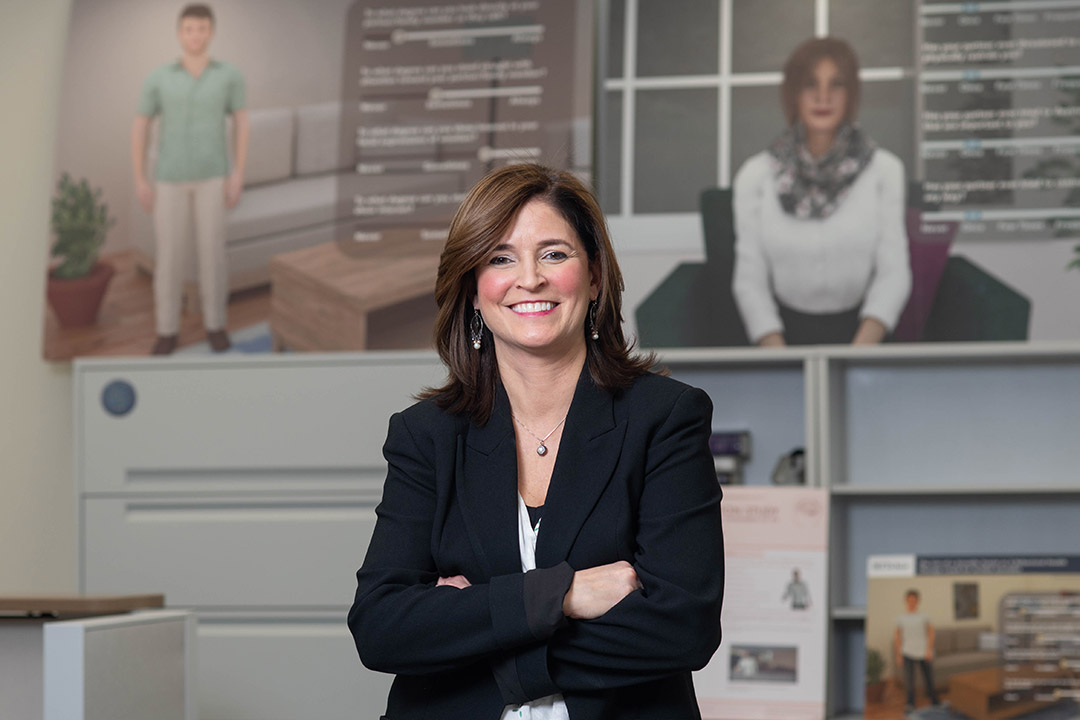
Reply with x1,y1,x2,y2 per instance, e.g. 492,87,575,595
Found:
124,502,374,523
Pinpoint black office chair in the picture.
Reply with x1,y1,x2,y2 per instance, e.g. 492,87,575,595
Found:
634,188,750,348
922,255,1030,342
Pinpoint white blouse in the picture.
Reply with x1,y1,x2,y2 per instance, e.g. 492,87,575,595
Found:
499,495,570,720
731,148,912,343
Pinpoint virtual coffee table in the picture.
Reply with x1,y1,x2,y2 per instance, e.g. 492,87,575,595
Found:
270,241,440,351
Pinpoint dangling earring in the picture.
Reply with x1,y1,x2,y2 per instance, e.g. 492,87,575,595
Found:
588,301,599,341
470,309,484,350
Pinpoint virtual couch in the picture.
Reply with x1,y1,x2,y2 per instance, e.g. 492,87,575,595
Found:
131,102,354,299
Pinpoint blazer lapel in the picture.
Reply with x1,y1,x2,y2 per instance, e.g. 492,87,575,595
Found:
456,385,522,579
536,370,627,567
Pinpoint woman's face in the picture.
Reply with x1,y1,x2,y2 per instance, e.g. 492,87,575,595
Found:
797,57,848,138
473,198,598,363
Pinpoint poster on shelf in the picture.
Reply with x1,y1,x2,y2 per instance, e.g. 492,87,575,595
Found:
694,487,829,720
865,554,1080,720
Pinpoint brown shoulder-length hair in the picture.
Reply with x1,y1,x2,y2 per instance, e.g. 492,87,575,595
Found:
420,163,655,424
780,37,861,126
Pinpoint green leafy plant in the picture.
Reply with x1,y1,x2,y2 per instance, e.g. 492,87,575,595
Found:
50,173,114,279
866,647,885,685
1070,244,1080,272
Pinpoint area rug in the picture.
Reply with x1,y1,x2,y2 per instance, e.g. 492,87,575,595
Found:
175,322,275,355
920,699,1080,720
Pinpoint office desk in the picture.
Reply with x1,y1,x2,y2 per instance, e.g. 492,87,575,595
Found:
0,595,194,720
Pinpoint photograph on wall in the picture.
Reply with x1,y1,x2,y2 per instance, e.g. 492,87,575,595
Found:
954,582,979,621
865,554,1080,720
694,487,829,720
42,1,1080,361
620,1,1080,349
42,0,593,360
729,645,799,684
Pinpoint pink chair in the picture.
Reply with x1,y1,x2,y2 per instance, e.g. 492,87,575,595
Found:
891,209,958,343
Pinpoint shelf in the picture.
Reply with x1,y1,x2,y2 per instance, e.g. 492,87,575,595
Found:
820,340,1080,364
829,485,1080,496
74,348,444,372
655,340,1080,367
656,346,813,366
73,341,1080,374
831,606,866,621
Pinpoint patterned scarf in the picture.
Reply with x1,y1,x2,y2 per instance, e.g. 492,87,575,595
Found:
768,123,876,220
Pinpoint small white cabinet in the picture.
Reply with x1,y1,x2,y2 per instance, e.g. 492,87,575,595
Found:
76,353,443,720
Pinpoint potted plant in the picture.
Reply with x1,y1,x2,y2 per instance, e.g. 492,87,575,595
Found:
866,647,886,704
46,173,116,327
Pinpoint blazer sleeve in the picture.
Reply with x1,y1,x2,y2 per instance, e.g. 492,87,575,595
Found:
348,410,569,676
505,386,725,701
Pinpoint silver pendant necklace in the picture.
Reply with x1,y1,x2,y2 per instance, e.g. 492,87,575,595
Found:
511,413,567,456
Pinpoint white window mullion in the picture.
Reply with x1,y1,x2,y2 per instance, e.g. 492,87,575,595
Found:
718,0,733,187
815,0,829,36
620,0,637,216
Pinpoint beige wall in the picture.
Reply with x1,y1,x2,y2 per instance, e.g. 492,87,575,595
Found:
0,0,586,592
0,0,76,593
0,0,350,594
55,0,353,257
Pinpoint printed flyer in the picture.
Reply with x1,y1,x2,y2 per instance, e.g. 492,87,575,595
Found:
695,487,829,720
866,554,1080,720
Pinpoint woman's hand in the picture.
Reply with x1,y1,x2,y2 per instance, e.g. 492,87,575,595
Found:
852,317,886,345
758,332,785,348
437,575,471,589
225,170,245,209
135,177,155,213
562,561,642,620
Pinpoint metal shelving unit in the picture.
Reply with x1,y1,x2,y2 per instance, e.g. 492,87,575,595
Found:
664,341,1080,717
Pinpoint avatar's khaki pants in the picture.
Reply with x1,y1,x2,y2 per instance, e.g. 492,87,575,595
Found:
152,177,227,335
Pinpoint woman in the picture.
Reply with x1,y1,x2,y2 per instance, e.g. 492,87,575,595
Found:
348,163,724,719
732,37,911,346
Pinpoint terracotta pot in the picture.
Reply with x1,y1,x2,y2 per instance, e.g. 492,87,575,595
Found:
866,681,885,705
47,261,115,327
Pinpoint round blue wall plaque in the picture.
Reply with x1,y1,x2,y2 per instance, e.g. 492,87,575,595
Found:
101,380,136,417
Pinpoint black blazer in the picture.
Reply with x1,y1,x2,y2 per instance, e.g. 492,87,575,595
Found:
348,370,725,719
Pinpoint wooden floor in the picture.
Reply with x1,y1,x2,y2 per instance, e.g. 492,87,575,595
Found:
43,250,272,361
865,680,953,719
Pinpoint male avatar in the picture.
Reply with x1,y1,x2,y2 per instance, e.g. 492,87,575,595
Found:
782,568,811,610
132,3,248,355
894,589,942,713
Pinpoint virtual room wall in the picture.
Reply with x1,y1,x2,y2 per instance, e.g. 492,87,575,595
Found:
0,0,77,593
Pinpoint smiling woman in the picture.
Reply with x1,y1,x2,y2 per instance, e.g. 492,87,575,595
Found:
473,198,598,367
347,163,726,720
425,163,654,425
